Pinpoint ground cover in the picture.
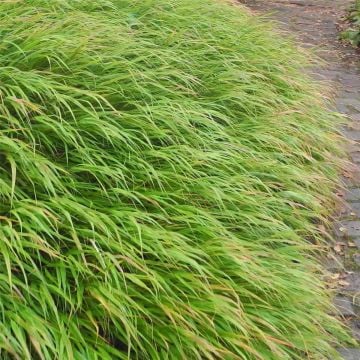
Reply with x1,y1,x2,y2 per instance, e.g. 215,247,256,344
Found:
0,0,350,358
342,0,360,46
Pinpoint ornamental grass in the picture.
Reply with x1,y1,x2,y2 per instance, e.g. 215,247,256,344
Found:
0,0,349,359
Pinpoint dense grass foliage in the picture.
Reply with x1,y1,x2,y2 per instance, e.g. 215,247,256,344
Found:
342,0,360,46
0,0,349,359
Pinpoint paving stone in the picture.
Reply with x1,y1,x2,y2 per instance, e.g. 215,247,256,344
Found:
350,152,360,164
338,348,360,360
337,102,353,114
352,238,360,250
344,188,360,202
334,296,356,317
348,202,360,216
348,102,360,114
317,69,343,81
342,129,360,142
350,320,360,341
346,122,360,131
337,99,360,114
351,114,360,122
341,272,360,293
284,0,316,5
336,221,360,238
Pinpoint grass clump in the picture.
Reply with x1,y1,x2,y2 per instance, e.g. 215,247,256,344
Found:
342,0,360,46
0,0,349,359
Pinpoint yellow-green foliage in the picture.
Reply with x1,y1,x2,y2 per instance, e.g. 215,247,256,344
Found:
0,0,348,359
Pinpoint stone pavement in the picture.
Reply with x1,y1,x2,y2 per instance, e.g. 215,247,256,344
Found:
239,0,360,358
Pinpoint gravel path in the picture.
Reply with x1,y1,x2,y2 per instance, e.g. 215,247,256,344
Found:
239,1,360,358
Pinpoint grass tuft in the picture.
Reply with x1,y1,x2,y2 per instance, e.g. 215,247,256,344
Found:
0,0,350,359
341,0,360,46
